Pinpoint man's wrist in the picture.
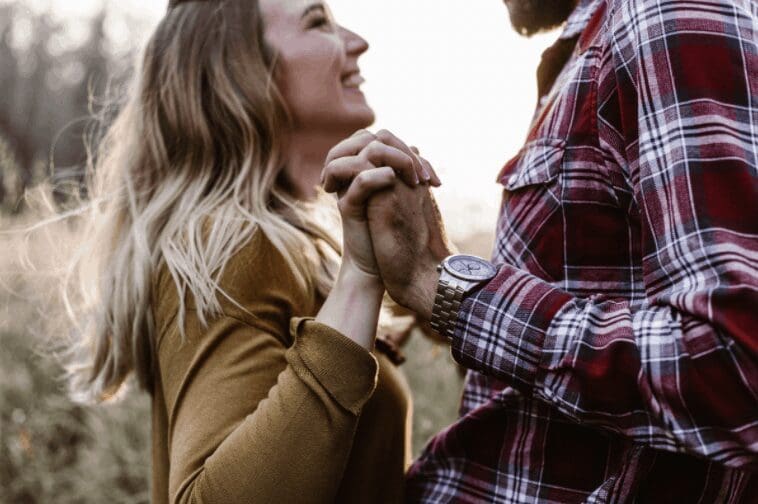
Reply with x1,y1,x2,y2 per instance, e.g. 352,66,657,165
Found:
404,265,440,322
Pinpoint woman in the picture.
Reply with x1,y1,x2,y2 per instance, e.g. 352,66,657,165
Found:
59,0,439,502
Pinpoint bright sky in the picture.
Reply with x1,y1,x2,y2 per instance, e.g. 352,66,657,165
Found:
19,0,559,238
327,1,557,236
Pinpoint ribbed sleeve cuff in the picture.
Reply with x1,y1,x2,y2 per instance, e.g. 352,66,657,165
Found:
451,264,573,390
287,317,379,415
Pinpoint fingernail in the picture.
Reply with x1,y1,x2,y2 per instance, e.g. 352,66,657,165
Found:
422,168,431,182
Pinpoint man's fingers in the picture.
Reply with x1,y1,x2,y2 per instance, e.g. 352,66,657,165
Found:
376,129,431,183
322,156,373,193
360,140,418,187
339,167,397,219
324,129,376,166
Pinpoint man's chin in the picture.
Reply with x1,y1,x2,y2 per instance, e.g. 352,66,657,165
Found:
504,0,577,37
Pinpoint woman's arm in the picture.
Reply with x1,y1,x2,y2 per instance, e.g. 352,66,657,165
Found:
317,129,439,350
161,313,379,504
315,256,385,350
162,139,423,502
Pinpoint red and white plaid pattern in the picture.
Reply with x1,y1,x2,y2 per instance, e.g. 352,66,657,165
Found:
407,0,758,501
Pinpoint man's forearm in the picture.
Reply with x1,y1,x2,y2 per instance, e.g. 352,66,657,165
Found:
450,262,758,468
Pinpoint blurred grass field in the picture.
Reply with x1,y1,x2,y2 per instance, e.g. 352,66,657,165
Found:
0,217,484,503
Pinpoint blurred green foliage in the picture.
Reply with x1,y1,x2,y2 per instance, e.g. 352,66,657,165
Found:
0,0,150,211
0,0,476,499
0,222,464,502
0,321,462,503
1,328,151,504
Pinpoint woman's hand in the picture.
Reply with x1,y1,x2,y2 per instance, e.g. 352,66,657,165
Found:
336,165,396,278
323,129,441,278
316,129,441,350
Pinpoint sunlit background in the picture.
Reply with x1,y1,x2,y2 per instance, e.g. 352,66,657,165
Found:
4,0,557,237
0,1,559,501
330,0,558,235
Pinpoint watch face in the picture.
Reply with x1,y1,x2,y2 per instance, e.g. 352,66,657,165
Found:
444,255,498,281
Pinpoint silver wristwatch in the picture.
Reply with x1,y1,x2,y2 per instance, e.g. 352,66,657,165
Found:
430,255,498,339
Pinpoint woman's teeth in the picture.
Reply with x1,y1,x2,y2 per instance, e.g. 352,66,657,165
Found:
342,73,365,88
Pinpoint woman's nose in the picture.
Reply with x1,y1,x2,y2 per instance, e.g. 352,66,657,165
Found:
341,27,369,56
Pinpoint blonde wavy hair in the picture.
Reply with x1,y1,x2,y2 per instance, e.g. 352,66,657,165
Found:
60,0,342,404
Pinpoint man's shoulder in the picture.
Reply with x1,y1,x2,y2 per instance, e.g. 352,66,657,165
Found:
601,0,756,63
607,0,752,14
606,0,755,32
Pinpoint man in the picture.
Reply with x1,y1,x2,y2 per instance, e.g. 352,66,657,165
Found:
324,0,757,501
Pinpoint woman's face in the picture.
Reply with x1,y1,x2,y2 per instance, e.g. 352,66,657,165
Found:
261,0,374,136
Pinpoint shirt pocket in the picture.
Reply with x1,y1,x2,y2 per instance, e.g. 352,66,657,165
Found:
495,138,566,283
498,138,565,190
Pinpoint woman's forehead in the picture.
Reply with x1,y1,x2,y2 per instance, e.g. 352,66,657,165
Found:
261,0,328,22
260,0,326,21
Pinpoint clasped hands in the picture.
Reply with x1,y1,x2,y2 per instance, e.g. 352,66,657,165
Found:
321,129,455,321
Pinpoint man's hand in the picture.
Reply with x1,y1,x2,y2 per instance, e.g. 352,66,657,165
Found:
321,129,452,320
367,172,454,321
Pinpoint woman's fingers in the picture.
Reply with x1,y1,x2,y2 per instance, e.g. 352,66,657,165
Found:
359,141,417,187
323,156,373,193
410,146,442,187
322,128,441,193
338,167,397,220
324,129,376,166
323,141,417,193
419,154,442,187
376,130,430,184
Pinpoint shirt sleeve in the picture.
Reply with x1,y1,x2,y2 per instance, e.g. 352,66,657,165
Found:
159,315,378,504
451,0,758,469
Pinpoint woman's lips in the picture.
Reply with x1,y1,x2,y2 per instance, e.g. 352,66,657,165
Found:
342,72,365,88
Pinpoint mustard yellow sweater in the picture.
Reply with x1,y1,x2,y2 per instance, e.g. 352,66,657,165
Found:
150,231,411,503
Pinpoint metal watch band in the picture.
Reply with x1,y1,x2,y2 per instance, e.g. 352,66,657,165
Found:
430,278,465,339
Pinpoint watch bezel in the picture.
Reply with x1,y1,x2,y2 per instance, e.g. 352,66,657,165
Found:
442,254,498,282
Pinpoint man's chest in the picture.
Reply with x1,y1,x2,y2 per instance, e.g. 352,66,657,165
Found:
492,12,644,302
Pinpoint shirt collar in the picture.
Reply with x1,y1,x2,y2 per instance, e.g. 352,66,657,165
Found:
559,0,604,40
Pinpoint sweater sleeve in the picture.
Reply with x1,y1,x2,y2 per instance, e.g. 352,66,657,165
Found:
158,315,378,504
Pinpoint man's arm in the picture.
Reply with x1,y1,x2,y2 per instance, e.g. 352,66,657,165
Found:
323,0,757,465
450,0,758,469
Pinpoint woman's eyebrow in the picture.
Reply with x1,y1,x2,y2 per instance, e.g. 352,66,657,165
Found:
301,3,326,19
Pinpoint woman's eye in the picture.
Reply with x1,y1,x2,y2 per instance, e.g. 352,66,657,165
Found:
308,16,330,30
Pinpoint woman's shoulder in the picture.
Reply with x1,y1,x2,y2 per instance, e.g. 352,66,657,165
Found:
219,228,317,319
152,228,317,340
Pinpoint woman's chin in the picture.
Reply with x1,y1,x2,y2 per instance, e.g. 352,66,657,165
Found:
337,107,376,134
356,109,376,129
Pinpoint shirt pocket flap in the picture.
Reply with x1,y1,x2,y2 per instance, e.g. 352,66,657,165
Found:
498,138,565,191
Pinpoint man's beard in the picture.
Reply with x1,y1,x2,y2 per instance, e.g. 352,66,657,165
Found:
504,0,578,36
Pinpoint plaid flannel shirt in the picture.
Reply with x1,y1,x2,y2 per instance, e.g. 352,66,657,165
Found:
407,0,758,502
